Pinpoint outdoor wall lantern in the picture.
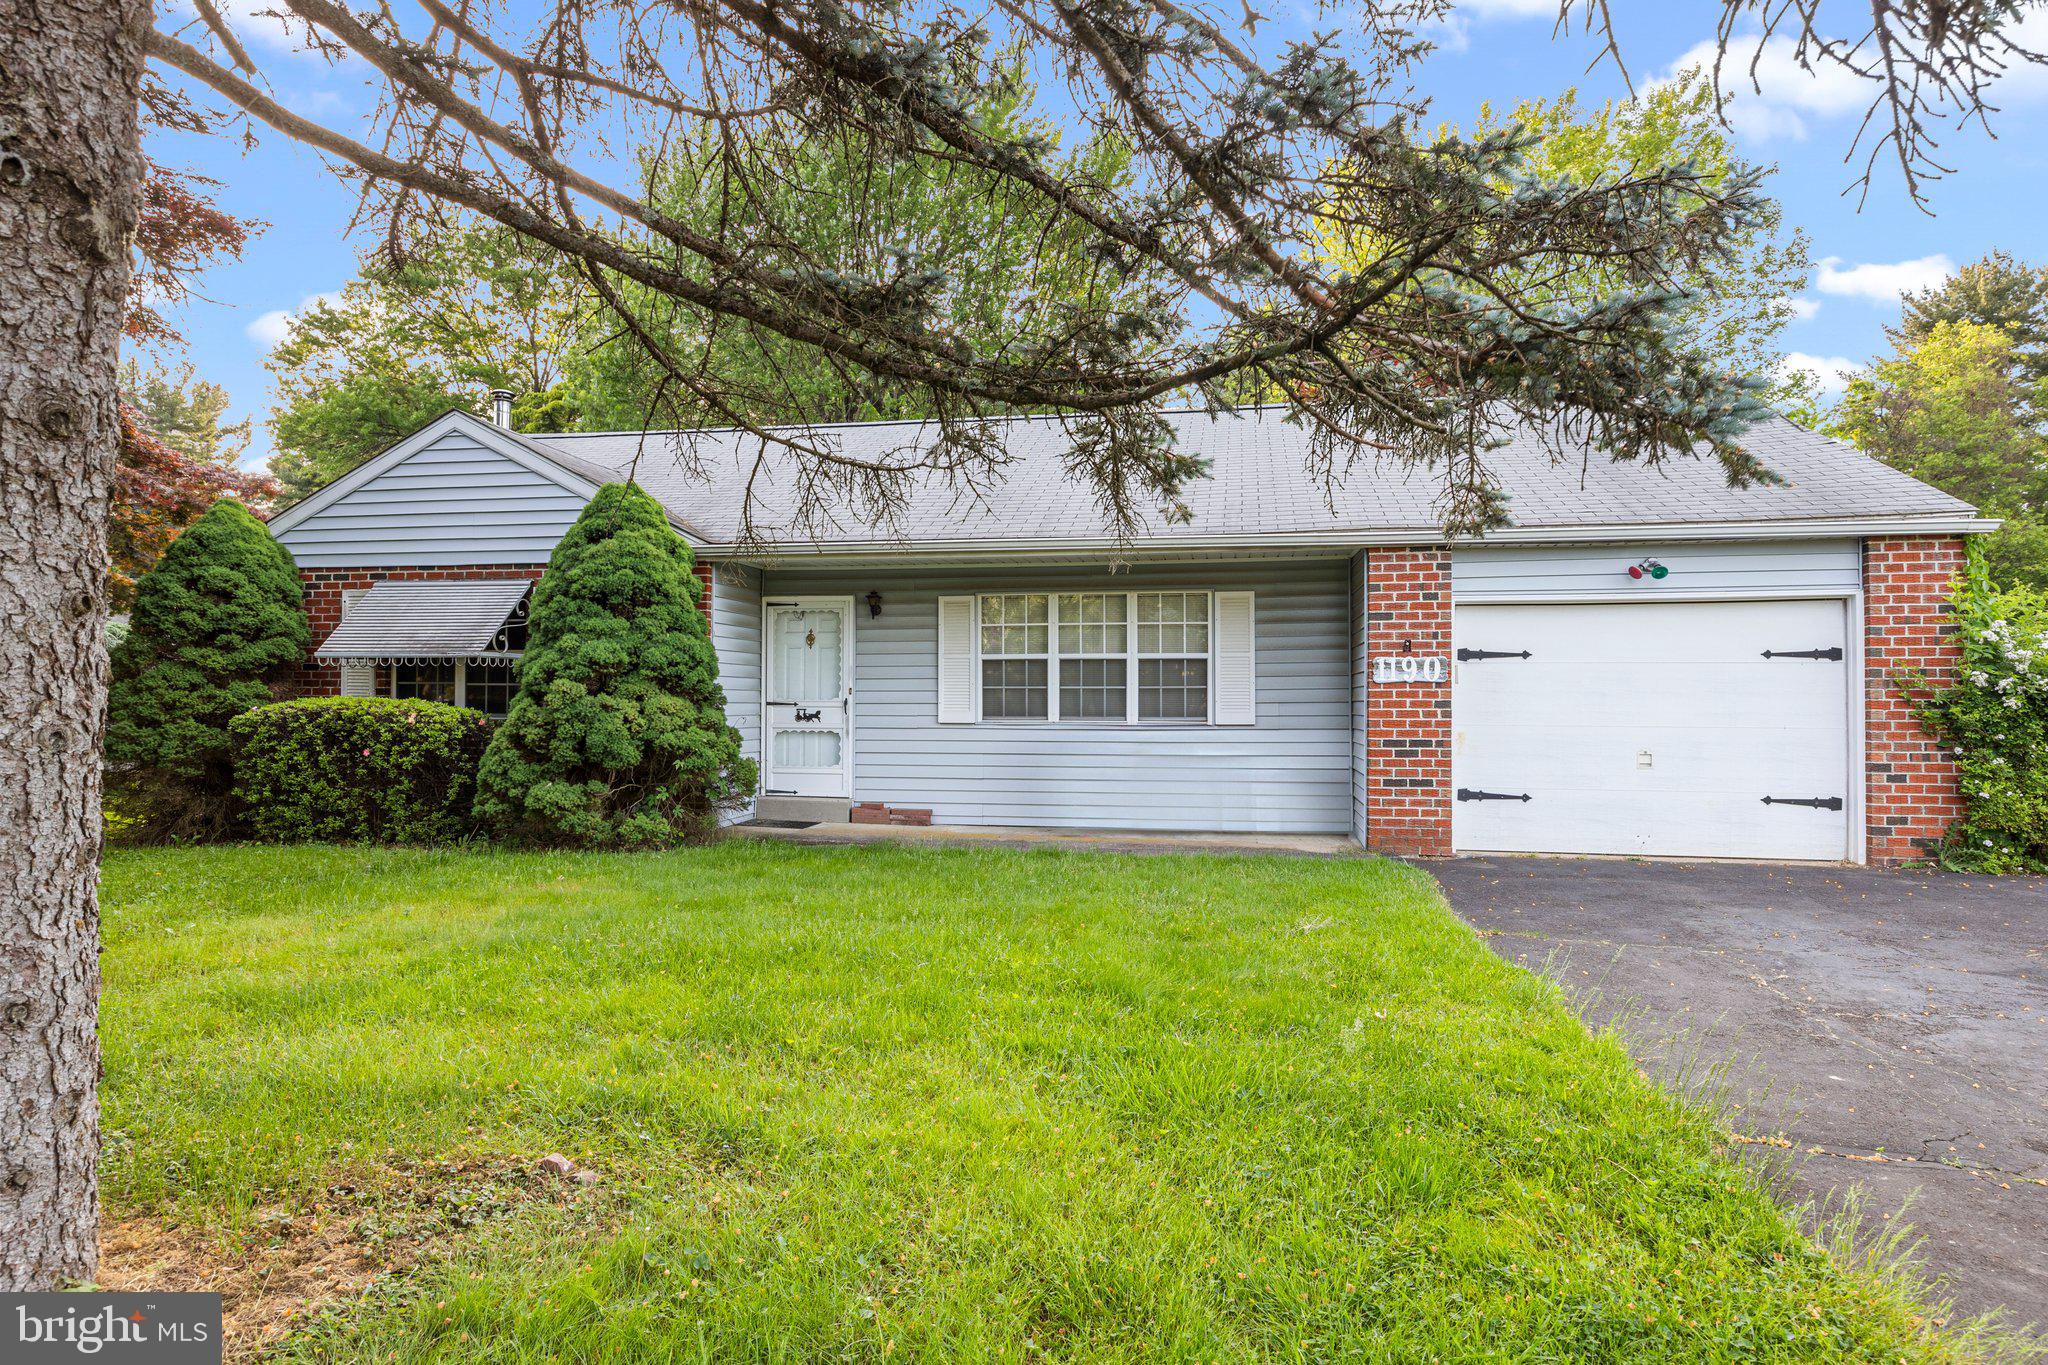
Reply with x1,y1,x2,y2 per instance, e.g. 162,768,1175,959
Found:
867,589,883,618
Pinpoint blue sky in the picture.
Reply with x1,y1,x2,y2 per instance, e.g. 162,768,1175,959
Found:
145,0,2048,470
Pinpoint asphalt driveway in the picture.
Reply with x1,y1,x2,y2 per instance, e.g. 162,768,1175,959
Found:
1430,857,2047,1332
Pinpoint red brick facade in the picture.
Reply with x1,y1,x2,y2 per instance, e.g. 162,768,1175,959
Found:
1863,536,1967,864
1361,547,1453,857
295,562,713,696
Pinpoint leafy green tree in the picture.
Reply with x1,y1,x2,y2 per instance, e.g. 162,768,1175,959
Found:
104,500,310,840
475,483,753,846
119,359,249,464
266,224,591,498
1894,251,2048,389
510,385,581,434
1322,71,1813,405
109,363,276,607
266,68,1136,479
568,72,1137,431
1833,321,2048,589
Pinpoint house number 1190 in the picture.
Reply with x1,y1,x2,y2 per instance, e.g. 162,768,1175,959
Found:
1371,656,1449,684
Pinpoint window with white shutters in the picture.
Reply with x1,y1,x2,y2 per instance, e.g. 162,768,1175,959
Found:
979,593,1050,719
1135,591,1210,721
940,590,1253,727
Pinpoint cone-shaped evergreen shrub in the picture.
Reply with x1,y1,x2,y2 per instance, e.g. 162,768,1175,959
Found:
105,499,310,840
475,482,755,846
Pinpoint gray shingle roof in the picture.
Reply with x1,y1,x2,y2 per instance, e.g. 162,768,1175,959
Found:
529,407,1977,549
315,579,532,663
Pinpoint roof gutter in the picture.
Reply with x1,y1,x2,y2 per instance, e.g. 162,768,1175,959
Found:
694,513,1999,563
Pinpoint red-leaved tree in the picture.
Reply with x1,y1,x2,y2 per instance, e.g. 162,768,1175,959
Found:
110,408,277,609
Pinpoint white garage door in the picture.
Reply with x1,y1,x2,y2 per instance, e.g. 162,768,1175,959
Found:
1452,599,1854,861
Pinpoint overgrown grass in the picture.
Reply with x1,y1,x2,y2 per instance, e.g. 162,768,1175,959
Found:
101,842,1971,1360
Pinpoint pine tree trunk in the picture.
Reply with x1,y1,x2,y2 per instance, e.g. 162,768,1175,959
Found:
0,0,146,1290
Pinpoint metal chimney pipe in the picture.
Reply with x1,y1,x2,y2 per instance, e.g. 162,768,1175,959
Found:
489,388,514,428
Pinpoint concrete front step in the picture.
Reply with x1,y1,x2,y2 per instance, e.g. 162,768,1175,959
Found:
753,794,853,825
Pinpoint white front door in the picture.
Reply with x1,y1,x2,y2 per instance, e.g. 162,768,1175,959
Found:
763,598,853,798
1451,599,1854,861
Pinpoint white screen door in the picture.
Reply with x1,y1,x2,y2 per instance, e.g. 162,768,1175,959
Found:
763,598,852,797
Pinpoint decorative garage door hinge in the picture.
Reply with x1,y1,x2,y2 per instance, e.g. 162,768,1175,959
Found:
1760,647,1844,661
1457,788,1532,803
1761,795,1844,811
1456,648,1532,662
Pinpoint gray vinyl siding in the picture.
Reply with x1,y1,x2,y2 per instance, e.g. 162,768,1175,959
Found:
710,563,764,821
761,558,1353,832
276,431,591,567
1451,539,1860,599
1350,551,1369,843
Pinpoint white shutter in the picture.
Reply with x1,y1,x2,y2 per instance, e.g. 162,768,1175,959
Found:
337,589,376,696
1213,591,1256,725
937,595,978,724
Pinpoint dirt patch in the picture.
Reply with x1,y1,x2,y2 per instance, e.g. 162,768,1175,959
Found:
97,1153,599,1360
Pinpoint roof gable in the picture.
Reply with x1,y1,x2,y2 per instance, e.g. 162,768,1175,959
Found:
270,411,603,568
269,410,600,537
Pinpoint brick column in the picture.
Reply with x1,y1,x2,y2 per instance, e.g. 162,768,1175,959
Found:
1363,547,1453,856
1863,536,1967,864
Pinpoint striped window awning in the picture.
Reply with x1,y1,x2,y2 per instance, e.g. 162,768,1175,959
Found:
315,579,533,667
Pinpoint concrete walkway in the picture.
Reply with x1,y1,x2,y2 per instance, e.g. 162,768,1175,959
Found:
1432,856,2048,1332
732,820,1365,858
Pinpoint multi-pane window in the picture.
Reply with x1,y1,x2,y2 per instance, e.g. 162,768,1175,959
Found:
463,665,517,719
973,590,1212,724
391,662,457,705
1056,593,1128,721
1137,592,1210,720
391,662,517,717
980,593,1049,719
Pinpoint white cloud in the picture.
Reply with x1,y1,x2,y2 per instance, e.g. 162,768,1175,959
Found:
1662,21,2048,144
1452,0,1558,16
246,290,343,349
1429,0,1562,52
1780,351,1861,394
1787,296,1822,320
245,310,295,349
1814,253,1953,302
1662,36,1873,142
168,0,300,52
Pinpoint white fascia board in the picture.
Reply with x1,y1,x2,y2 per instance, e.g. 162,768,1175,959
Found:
268,410,604,538
690,513,1999,566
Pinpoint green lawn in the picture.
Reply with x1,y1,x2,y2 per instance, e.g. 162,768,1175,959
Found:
101,842,1967,1360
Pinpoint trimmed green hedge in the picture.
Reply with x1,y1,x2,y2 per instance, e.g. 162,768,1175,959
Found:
229,697,492,845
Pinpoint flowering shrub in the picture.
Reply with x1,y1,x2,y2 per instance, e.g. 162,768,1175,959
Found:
230,696,492,844
1909,554,2048,872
